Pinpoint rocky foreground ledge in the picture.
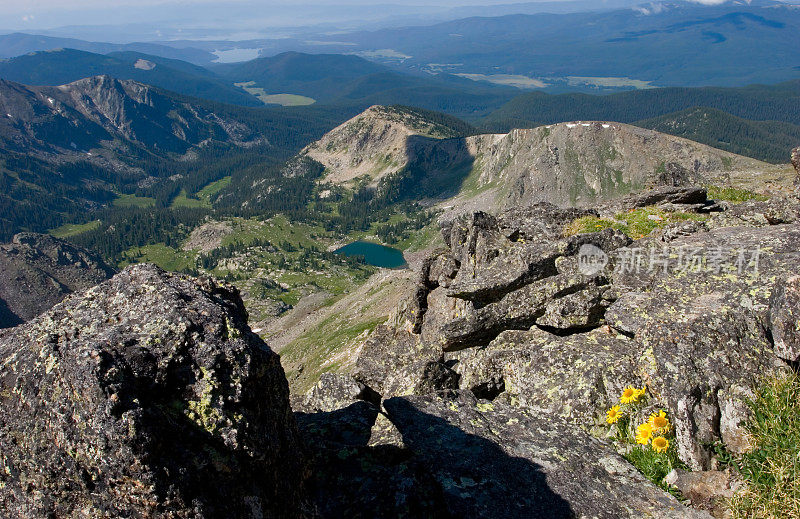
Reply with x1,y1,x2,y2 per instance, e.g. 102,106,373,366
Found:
0,265,709,518
0,265,305,518
2,185,800,517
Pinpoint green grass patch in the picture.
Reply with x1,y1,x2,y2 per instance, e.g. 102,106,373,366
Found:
196,176,231,202
113,193,156,208
729,373,800,518
707,185,769,204
235,82,316,106
395,221,444,252
282,315,387,393
120,244,196,271
623,439,685,497
565,207,707,240
220,215,326,250
49,220,101,238
171,189,211,209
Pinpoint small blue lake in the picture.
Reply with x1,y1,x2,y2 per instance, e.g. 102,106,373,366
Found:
334,241,407,269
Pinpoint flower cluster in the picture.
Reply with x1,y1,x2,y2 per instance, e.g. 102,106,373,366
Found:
606,386,673,454
635,411,672,453
604,385,681,489
606,385,646,424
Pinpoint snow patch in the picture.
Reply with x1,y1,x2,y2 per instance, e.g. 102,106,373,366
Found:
602,124,611,129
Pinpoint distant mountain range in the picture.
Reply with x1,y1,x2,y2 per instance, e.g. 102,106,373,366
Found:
0,49,518,119
0,48,263,106
236,0,800,90
214,51,517,119
3,1,799,91
0,32,214,63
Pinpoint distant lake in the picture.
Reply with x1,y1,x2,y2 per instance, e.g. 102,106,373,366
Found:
212,48,262,63
334,241,406,269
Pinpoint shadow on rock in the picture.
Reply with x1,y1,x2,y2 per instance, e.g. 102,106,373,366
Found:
297,395,573,518
384,397,574,519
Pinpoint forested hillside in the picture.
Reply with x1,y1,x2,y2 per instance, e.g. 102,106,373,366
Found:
636,107,800,164
0,77,353,242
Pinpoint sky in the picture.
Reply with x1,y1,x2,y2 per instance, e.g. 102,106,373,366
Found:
0,0,740,36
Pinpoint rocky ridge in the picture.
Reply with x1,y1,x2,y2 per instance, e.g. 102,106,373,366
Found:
4,186,800,515
347,190,800,468
296,105,782,213
294,180,800,516
302,105,471,186
0,76,266,162
0,232,115,328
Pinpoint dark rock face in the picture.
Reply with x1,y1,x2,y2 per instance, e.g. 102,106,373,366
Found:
0,264,305,518
295,378,707,518
0,233,115,328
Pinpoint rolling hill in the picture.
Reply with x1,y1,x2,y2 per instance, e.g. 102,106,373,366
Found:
636,107,800,164
216,52,516,119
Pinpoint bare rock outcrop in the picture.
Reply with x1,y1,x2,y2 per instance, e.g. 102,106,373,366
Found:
0,233,115,328
351,192,800,475
0,264,306,518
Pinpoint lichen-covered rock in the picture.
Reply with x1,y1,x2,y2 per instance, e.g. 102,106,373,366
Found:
608,225,798,468
769,275,800,363
0,233,115,328
792,146,800,186
706,195,800,229
298,373,380,412
353,199,800,477
664,469,737,518
0,264,305,518
450,327,640,419
354,326,458,397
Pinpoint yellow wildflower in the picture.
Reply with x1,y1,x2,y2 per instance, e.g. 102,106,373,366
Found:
635,422,653,445
620,386,644,404
652,436,669,453
635,386,647,399
606,405,622,424
649,410,670,434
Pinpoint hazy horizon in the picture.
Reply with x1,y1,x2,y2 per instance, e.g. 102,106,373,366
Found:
0,0,724,39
